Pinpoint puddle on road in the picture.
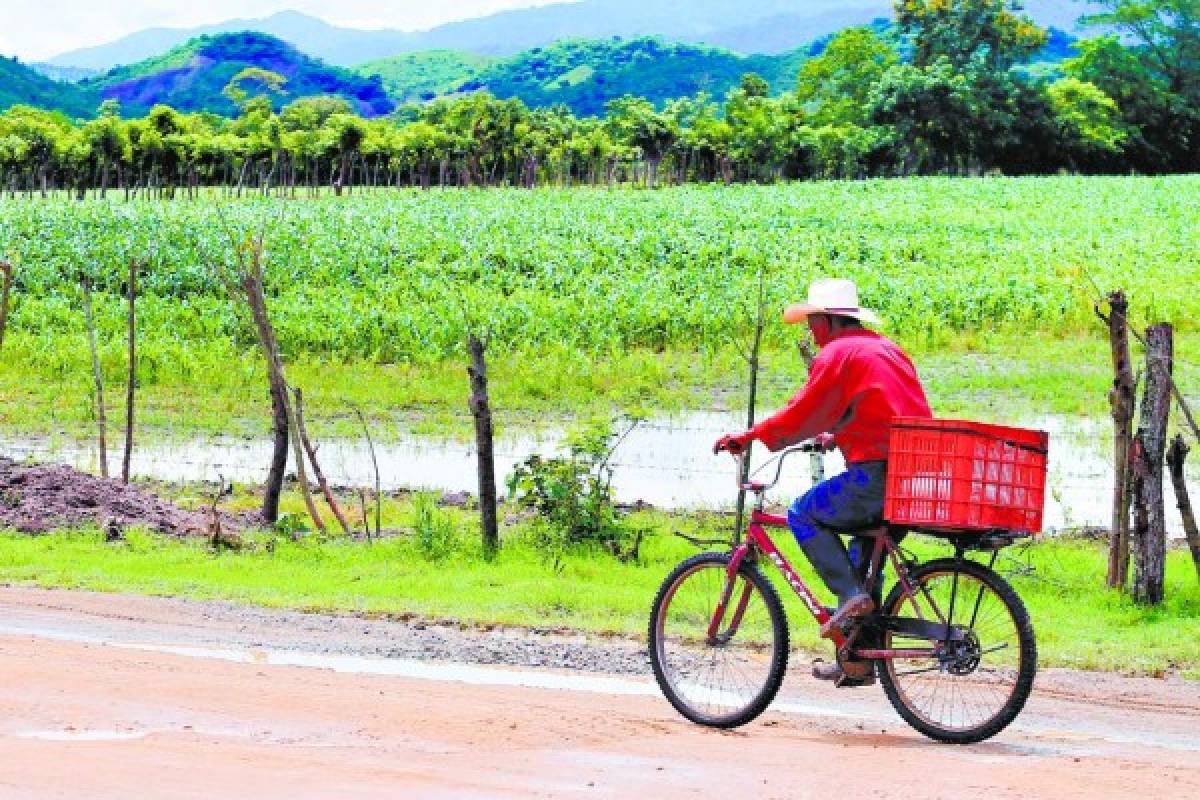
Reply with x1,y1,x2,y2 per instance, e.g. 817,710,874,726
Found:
1,412,1196,534
14,729,150,742
5,621,1199,754
0,620,862,722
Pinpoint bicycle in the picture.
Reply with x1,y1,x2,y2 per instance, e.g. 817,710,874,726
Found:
648,442,1038,744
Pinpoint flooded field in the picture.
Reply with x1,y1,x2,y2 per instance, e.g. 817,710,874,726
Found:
1,413,1196,536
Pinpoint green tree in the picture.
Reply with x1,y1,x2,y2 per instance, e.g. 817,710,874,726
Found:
724,75,798,182
1047,76,1127,169
0,105,70,195
280,96,353,132
869,59,978,173
1072,2,1200,171
1082,0,1200,99
797,27,900,125
607,96,678,187
896,0,1048,70
324,112,367,195
222,67,288,112
81,111,130,196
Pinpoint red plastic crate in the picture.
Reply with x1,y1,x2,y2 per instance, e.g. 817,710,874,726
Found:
884,418,1049,534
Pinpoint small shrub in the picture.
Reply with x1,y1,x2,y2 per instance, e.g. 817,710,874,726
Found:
506,417,645,563
411,492,460,561
272,512,309,540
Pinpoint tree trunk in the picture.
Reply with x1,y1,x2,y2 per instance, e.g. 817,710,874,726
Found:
1131,323,1173,605
81,276,109,479
122,260,137,483
334,153,349,196
239,246,323,534
467,334,499,556
294,387,351,535
0,260,12,351
1166,434,1200,582
239,244,290,524
1104,291,1136,588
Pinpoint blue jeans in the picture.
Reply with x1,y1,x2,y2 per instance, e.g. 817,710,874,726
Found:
787,461,888,604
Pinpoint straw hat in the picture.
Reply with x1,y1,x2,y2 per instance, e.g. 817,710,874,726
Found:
783,279,881,326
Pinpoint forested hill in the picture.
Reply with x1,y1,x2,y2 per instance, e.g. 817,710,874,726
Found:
352,51,497,105
82,33,394,118
361,38,812,117
0,57,99,118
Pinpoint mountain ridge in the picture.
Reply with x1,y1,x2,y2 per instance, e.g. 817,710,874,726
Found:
0,57,99,118
46,1,1093,70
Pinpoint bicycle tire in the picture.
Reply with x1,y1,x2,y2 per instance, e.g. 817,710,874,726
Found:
877,557,1037,744
648,551,789,728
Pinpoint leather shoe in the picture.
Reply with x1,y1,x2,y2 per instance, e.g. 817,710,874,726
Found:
820,593,876,639
811,658,876,687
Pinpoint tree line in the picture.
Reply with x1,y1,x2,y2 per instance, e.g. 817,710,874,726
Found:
0,0,1195,197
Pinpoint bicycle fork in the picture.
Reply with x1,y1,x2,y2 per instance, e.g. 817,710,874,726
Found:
706,544,755,644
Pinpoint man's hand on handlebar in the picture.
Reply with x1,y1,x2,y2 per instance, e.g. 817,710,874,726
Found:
814,432,836,452
713,432,753,455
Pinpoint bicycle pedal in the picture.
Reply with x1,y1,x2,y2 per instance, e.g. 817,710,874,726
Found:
834,672,877,689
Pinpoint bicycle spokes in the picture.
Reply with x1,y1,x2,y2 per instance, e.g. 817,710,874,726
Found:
649,553,788,728
882,566,1028,736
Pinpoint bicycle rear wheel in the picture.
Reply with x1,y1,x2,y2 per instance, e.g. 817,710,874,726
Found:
877,557,1036,743
648,551,788,728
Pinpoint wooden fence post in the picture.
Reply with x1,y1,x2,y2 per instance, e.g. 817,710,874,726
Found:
1166,434,1200,582
467,334,499,556
81,275,109,479
733,270,768,545
1131,323,1172,605
0,260,12,351
1101,291,1136,588
122,259,138,484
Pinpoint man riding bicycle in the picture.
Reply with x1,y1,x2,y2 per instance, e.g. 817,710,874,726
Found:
714,278,931,686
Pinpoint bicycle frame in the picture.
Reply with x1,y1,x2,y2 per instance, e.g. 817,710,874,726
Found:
708,447,943,661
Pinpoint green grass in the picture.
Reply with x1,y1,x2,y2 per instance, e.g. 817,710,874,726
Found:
1,497,1196,675
3,330,1195,442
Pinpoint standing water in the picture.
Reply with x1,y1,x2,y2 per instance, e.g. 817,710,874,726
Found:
1,413,1195,536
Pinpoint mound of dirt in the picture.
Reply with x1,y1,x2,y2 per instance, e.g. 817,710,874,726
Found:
0,457,239,536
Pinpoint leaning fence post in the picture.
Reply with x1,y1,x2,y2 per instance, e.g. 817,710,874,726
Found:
1166,434,1200,583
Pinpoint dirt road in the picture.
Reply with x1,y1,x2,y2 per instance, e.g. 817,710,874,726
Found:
1,587,1197,799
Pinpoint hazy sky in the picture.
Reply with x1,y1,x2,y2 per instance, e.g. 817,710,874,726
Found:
0,0,567,62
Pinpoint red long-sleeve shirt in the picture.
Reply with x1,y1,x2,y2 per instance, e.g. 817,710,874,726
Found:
751,329,931,463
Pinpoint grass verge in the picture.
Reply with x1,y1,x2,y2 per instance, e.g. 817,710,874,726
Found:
1,495,1196,676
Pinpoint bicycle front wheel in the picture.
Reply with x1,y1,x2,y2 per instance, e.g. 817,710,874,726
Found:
878,557,1036,743
648,551,788,728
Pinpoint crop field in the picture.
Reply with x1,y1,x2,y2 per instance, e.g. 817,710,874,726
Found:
0,175,1198,435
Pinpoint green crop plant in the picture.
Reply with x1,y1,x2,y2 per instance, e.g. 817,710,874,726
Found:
0,175,1196,437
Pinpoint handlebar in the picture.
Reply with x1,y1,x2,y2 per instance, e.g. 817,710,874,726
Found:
733,440,821,493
